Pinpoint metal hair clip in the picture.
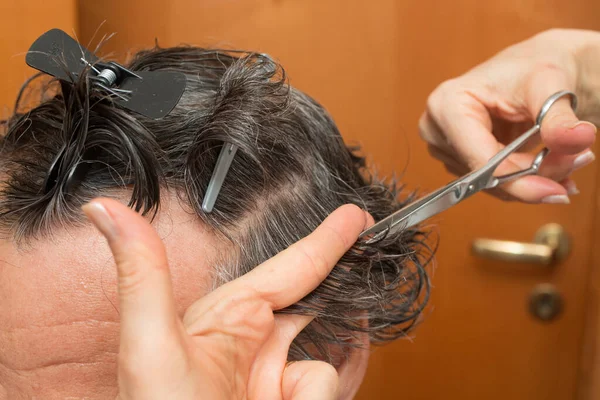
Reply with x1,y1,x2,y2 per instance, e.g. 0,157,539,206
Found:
201,53,276,213
202,143,237,213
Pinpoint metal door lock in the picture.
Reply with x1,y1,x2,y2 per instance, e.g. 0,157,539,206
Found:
529,284,563,321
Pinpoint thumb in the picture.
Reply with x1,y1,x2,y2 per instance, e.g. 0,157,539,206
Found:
82,198,179,348
525,71,596,155
282,361,339,400
539,99,596,154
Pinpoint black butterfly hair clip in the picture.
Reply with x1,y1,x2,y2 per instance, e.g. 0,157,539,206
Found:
25,29,234,213
26,29,187,119
24,29,187,198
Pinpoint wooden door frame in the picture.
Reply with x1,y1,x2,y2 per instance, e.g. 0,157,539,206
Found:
578,139,600,399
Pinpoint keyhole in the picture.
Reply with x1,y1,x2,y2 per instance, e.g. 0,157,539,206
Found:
529,284,563,322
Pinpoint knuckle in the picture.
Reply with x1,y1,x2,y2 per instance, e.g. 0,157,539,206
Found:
418,113,430,140
535,28,565,43
319,362,338,379
294,241,332,282
425,78,462,121
114,259,147,295
343,203,363,219
425,90,441,116
324,221,352,250
287,361,339,397
220,299,274,341
188,288,274,337
531,60,564,77
310,362,339,386
426,81,451,114
434,78,460,99
223,297,273,327
113,242,168,295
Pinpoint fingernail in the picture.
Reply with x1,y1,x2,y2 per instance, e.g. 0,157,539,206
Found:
566,121,598,132
567,121,597,134
541,195,570,204
573,150,595,171
82,201,119,239
563,180,580,195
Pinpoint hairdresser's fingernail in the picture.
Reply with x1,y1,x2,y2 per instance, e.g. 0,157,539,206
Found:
541,195,570,204
82,201,119,239
563,180,580,196
573,150,595,171
567,121,598,134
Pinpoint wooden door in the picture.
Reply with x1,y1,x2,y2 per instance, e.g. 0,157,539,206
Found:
0,0,77,116
16,1,600,398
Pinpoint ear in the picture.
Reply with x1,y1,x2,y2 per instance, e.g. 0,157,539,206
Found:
335,331,370,400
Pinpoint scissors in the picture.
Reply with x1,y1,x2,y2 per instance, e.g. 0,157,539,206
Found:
359,90,578,243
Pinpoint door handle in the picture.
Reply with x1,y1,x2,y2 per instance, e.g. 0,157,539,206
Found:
471,223,570,266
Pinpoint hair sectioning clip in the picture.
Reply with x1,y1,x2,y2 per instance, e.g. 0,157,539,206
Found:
200,53,277,213
26,29,188,198
26,29,187,119
26,29,236,213
202,143,237,213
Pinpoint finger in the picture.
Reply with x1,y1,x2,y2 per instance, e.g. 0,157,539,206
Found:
282,360,339,400
425,83,500,170
336,332,370,400
428,137,572,204
427,144,470,176
502,148,593,201
419,111,452,150
430,141,569,203
536,151,577,182
524,69,596,154
561,178,580,196
237,204,369,310
423,101,521,173
273,314,313,351
82,198,179,348
247,314,314,399
425,90,539,182
537,151,576,181
430,138,590,200
540,103,596,154
182,205,368,333
430,148,566,203
536,148,595,182
429,95,575,202
501,175,569,203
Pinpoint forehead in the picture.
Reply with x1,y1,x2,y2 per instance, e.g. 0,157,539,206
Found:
0,199,218,371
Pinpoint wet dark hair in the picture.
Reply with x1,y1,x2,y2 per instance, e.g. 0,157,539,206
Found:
0,46,433,363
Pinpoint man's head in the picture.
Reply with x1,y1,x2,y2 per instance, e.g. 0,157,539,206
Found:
0,46,431,397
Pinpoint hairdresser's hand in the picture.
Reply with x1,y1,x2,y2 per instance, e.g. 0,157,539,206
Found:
83,198,368,400
420,29,599,203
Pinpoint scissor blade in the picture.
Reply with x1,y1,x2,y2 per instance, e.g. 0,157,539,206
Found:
360,182,468,241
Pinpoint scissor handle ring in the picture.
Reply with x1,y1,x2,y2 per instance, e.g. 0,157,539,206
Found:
536,90,578,126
